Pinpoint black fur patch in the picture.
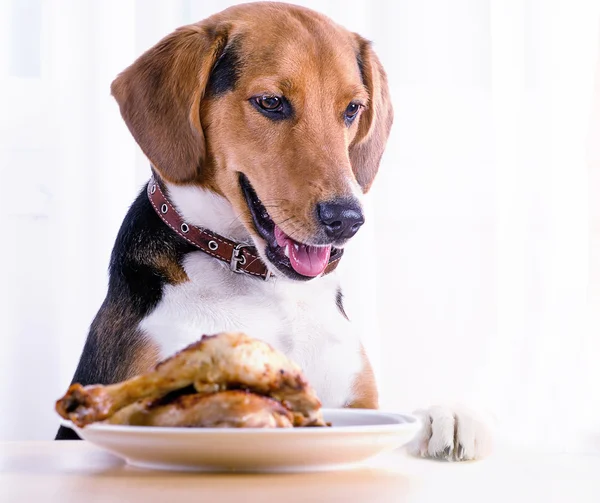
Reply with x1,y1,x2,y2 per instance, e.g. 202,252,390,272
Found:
356,52,366,85
55,186,195,440
336,288,349,320
147,64,164,97
107,185,196,321
207,41,242,96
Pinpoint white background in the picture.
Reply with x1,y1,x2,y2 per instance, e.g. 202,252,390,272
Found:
1,0,599,454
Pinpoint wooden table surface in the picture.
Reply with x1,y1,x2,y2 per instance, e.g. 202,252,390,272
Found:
1,441,599,502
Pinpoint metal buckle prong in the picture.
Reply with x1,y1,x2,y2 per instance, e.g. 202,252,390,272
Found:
230,244,250,273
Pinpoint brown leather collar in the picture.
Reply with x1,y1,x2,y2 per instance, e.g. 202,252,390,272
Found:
147,177,343,280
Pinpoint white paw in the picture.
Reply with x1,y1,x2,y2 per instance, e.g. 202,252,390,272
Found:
407,405,493,462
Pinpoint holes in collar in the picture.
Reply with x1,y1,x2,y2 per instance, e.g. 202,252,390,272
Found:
181,223,189,233
208,240,219,251
160,204,168,214
150,184,156,194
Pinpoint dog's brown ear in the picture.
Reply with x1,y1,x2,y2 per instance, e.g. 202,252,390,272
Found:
350,37,394,193
111,24,229,184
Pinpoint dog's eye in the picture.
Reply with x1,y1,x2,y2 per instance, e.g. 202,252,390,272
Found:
344,102,362,125
256,95,283,112
250,95,292,121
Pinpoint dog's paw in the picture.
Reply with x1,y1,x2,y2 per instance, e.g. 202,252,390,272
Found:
407,405,493,462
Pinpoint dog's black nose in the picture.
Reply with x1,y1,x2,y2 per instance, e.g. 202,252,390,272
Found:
317,199,365,241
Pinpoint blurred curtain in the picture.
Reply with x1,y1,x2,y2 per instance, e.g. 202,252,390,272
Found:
1,0,599,455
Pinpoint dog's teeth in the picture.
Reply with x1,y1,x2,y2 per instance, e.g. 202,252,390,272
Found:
284,244,290,258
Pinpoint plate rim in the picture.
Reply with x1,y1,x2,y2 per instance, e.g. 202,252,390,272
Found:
61,408,421,436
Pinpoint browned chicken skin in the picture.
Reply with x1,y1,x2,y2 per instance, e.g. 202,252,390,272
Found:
107,390,294,428
56,332,326,428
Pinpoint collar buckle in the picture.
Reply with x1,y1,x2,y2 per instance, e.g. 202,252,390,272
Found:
230,243,272,281
230,243,250,273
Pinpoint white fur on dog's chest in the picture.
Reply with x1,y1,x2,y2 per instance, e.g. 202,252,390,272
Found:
139,251,362,407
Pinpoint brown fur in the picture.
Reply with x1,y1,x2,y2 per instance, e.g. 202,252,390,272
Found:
128,337,161,377
111,2,392,247
110,24,228,185
153,255,189,284
347,346,379,409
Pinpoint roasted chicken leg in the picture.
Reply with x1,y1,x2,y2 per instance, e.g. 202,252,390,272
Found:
56,332,326,427
106,390,294,428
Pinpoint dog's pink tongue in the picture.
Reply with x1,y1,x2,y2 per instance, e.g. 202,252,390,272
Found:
275,226,331,277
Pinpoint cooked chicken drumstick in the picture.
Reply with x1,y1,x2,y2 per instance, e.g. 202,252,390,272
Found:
106,390,294,428
56,332,325,427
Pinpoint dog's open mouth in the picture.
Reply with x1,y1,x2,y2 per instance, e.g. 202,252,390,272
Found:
273,226,331,277
239,173,333,280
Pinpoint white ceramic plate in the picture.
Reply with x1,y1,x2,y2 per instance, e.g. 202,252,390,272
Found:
62,409,420,472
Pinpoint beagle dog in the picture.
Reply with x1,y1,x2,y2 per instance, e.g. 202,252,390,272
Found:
55,2,491,461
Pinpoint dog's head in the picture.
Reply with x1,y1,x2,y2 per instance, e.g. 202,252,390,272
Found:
111,2,393,280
